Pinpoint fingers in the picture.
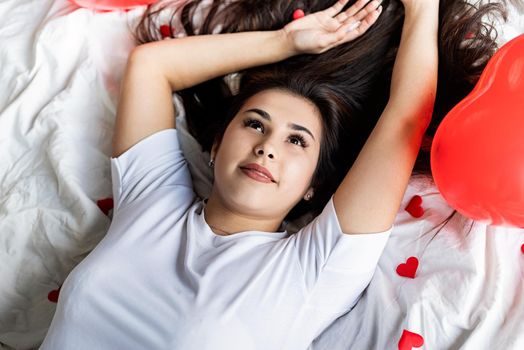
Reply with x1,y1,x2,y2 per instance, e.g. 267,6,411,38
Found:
300,0,383,54
339,0,382,32
353,0,382,22
355,5,382,32
332,4,382,44
334,0,382,22
323,0,351,17
334,0,370,21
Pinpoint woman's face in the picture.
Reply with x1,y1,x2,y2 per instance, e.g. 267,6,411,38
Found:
210,88,323,219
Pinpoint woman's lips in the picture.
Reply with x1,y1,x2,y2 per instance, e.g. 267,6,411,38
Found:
240,163,275,181
240,168,274,183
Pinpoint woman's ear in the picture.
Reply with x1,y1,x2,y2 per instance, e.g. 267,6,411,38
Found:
210,140,219,160
304,188,314,201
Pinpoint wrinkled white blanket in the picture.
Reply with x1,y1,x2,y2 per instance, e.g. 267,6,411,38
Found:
0,1,523,349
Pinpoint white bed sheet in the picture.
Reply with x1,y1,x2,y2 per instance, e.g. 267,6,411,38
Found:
0,1,523,349
0,1,145,348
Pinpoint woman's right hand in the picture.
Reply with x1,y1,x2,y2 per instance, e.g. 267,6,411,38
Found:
282,0,383,55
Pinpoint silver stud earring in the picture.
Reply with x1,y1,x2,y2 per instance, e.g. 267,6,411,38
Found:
208,159,215,168
305,193,312,201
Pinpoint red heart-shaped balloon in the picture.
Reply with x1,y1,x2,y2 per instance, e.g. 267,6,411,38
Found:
396,257,419,279
405,195,424,218
398,329,424,350
69,0,159,11
431,34,524,228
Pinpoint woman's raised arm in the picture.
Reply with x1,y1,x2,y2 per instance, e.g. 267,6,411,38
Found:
111,0,382,157
332,0,439,234
133,0,382,91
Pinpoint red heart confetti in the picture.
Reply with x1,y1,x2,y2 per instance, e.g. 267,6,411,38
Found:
521,244,524,254
292,9,305,20
398,329,424,350
396,256,419,279
97,197,114,216
405,195,424,218
160,24,172,38
48,286,61,303
465,32,475,39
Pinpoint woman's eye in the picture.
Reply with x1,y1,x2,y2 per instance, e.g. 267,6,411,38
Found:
289,134,308,148
243,118,308,148
244,119,264,132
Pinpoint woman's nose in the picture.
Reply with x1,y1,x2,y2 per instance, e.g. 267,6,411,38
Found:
254,143,276,159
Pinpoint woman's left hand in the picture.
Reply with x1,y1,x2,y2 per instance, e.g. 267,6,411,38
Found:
283,0,383,55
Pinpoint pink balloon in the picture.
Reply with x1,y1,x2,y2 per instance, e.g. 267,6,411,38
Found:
69,0,160,11
431,34,524,228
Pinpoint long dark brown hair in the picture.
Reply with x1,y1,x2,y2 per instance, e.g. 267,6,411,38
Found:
131,0,512,221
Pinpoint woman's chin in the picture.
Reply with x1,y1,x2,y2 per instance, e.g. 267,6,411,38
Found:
219,190,278,215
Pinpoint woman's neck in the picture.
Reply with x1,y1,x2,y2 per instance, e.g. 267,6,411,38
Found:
203,194,284,236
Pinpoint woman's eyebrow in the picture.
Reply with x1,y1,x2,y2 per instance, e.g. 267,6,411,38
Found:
245,108,316,141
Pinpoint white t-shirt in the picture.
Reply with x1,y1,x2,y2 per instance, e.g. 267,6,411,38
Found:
40,129,391,350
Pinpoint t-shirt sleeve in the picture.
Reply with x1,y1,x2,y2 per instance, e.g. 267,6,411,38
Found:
290,195,392,310
110,129,194,212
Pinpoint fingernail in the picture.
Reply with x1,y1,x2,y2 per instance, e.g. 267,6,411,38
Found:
377,5,383,13
346,21,361,32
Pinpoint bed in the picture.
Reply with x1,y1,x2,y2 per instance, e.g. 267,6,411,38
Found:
0,0,523,349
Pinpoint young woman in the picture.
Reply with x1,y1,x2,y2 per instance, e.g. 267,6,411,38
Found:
40,0,438,348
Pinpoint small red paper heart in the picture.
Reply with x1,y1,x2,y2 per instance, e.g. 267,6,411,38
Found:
292,9,305,20
405,195,424,218
160,24,172,38
48,286,61,303
97,197,114,216
465,32,475,39
398,329,424,350
521,244,524,254
396,256,419,279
